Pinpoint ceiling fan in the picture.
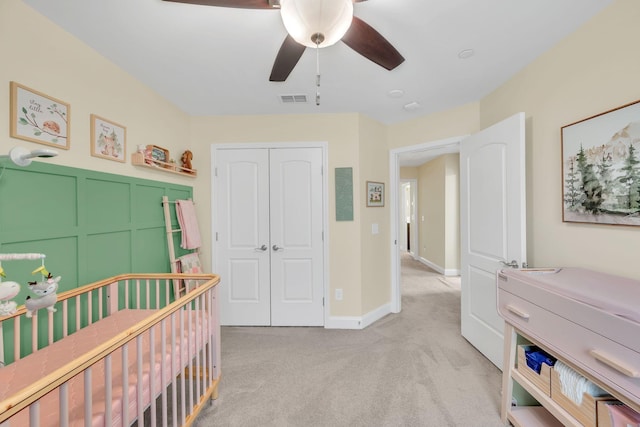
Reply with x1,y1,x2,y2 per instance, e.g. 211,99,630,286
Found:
161,0,405,82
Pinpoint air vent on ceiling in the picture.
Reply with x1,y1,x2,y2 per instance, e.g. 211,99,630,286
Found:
279,94,308,104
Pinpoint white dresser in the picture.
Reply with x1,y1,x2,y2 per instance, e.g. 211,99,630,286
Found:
497,267,640,426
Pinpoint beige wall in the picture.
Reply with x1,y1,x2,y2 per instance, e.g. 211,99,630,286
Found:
479,0,640,279
444,154,460,271
399,167,418,180
6,0,638,326
414,153,460,272
388,102,480,149
190,114,381,317
418,157,445,267
3,0,390,320
358,115,390,313
1,0,191,181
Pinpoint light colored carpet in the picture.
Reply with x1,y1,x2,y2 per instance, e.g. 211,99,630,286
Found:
195,253,503,426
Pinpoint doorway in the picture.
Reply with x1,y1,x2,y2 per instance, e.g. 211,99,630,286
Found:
399,180,417,257
389,113,526,368
212,143,329,327
389,136,463,313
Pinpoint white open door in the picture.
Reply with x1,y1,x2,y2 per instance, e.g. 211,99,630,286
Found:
460,112,526,369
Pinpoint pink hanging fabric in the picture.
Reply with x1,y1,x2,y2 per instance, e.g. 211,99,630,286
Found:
176,199,202,250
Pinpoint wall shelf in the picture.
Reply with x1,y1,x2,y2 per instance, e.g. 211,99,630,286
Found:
131,152,197,177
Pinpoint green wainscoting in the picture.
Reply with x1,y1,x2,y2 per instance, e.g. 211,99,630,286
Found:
0,160,193,307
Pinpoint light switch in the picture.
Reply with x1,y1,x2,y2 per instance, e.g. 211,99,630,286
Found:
372,223,379,234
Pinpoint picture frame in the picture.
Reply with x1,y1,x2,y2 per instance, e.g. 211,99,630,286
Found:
10,81,70,149
561,99,640,227
366,181,385,207
90,114,126,162
146,144,172,168
148,145,169,163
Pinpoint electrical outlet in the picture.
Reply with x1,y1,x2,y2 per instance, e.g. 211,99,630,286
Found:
335,289,343,301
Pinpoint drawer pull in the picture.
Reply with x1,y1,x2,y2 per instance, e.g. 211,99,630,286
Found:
506,305,530,320
589,350,640,378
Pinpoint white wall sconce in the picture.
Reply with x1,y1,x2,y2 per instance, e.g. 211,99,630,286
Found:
0,146,58,167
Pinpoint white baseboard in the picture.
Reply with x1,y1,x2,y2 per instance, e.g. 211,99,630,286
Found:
361,303,391,329
418,257,444,274
324,316,363,329
325,302,392,330
417,257,460,277
444,268,461,276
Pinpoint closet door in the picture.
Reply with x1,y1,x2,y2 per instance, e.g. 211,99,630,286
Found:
269,148,324,326
215,146,325,326
216,149,271,326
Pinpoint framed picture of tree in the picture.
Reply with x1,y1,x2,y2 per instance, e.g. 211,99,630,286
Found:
561,99,640,226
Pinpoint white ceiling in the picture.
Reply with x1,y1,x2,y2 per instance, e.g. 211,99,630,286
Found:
23,0,611,128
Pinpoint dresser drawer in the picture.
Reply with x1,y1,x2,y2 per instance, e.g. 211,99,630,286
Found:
498,289,552,342
498,289,640,405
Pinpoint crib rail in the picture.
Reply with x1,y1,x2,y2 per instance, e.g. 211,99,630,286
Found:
0,273,214,364
0,273,220,427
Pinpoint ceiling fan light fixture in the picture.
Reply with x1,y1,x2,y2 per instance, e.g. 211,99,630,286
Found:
280,0,354,48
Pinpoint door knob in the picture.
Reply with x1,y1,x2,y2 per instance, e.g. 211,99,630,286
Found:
255,245,268,251
272,245,283,251
500,260,519,268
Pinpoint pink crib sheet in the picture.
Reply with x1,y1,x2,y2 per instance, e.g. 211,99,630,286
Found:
0,309,209,427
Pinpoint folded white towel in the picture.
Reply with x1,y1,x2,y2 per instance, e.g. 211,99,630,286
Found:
555,361,608,405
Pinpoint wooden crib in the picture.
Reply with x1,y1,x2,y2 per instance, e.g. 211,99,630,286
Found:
0,273,220,427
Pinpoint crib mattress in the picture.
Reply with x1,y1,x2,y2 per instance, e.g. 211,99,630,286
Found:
0,308,210,427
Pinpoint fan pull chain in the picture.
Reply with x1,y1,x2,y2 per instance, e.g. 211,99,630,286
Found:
315,39,321,106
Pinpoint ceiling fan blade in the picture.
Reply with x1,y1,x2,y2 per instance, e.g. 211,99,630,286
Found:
341,16,405,70
269,35,306,82
161,0,277,9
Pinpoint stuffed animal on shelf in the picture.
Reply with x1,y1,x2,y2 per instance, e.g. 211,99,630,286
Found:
0,280,21,316
181,150,194,172
25,273,60,318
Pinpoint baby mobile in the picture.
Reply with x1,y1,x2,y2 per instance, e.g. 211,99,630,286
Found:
0,253,60,317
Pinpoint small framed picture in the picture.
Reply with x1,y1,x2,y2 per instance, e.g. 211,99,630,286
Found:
90,114,126,162
10,81,70,149
367,181,385,207
147,145,169,164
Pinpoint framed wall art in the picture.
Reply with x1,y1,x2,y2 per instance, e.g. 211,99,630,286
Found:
10,81,70,149
90,114,126,162
366,181,385,207
561,99,640,226
335,167,354,221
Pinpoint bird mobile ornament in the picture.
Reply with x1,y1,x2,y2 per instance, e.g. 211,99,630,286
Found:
0,253,57,317
0,280,21,316
25,273,60,318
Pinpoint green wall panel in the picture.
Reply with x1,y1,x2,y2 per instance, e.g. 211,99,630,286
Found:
135,185,166,225
86,231,132,282
135,227,169,273
85,179,132,229
0,161,193,291
0,162,193,360
0,168,77,232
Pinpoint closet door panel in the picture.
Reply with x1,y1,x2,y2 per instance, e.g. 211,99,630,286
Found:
269,148,324,326
216,149,271,326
